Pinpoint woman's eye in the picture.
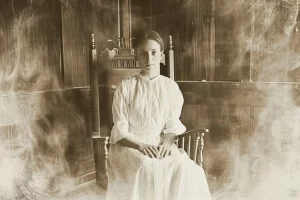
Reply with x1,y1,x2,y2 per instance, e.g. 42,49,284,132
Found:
140,52,147,57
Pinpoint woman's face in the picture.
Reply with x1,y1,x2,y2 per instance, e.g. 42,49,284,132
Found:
136,39,163,73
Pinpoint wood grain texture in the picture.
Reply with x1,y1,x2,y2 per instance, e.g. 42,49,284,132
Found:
61,1,77,88
61,0,118,88
149,0,241,82
0,0,61,92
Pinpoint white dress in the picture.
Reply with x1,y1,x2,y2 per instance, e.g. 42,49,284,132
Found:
106,74,212,200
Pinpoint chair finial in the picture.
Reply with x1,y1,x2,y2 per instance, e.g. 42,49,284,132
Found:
169,35,173,50
91,33,95,49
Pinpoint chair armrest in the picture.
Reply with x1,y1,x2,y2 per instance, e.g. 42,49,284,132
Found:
177,128,209,139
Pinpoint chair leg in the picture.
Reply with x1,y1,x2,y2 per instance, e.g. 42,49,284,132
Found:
92,136,109,190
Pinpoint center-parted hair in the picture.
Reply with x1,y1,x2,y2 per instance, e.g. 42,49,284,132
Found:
133,31,164,51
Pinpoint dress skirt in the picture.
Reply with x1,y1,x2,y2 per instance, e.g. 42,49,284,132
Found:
106,132,212,200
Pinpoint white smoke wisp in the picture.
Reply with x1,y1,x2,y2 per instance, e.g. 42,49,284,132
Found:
0,1,105,199
210,0,300,200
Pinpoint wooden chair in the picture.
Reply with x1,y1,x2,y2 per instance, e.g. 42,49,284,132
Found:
89,34,209,189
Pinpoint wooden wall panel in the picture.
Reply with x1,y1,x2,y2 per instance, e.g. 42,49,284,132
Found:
75,1,88,87
95,0,119,85
131,0,151,37
62,0,118,88
61,1,77,88
149,0,243,81
37,0,62,89
0,0,12,92
214,1,229,81
0,0,61,92
214,0,244,81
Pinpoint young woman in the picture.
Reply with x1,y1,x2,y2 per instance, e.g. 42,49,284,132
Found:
106,31,212,200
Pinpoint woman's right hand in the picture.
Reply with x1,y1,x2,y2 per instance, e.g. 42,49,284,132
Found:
138,143,160,158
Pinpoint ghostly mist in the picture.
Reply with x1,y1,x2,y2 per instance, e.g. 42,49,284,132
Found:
209,1,300,200
2,0,300,199
0,0,107,199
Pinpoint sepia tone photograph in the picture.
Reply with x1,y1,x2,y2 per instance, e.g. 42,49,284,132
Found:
0,0,300,199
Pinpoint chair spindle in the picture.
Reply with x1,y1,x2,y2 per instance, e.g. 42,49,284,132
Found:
187,136,191,158
199,133,205,167
180,137,185,149
193,133,200,164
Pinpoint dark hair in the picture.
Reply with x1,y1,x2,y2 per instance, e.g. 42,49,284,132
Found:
133,31,164,51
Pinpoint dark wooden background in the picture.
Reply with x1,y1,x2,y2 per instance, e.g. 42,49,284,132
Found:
1,0,300,196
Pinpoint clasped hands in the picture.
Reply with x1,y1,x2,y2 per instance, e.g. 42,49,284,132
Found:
138,142,173,159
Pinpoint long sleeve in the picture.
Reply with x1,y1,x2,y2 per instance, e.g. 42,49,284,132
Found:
110,83,131,144
163,83,186,135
